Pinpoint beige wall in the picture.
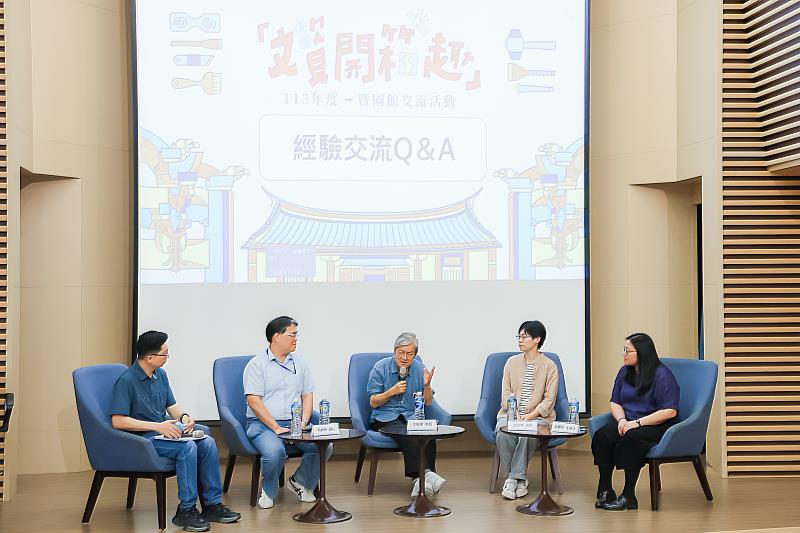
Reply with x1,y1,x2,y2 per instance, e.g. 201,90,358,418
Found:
590,0,724,472
3,0,726,495
6,0,132,493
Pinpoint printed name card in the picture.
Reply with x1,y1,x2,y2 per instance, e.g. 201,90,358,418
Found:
311,423,340,437
407,419,438,431
551,421,581,434
507,420,539,432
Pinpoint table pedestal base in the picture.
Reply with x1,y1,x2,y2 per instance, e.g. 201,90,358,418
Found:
516,491,573,516
293,498,352,524
393,494,451,518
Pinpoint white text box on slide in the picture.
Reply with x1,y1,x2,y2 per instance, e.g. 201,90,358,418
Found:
259,115,487,181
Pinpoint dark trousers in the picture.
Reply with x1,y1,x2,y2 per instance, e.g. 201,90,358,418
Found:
370,417,437,479
591,418,670,470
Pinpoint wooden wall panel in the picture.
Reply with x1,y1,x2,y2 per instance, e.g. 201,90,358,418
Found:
723,0,800,476
0,0,6,498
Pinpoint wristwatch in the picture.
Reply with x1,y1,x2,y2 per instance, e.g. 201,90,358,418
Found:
636,419,642,427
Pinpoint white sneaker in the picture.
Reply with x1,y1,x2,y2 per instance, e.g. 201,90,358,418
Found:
501,478,518,500
287,476,317,503
258,490,274,509
515,479,529,498
410,478,434,497
425,470,447,493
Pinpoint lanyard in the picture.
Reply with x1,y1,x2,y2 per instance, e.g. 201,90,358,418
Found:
272,357,296,374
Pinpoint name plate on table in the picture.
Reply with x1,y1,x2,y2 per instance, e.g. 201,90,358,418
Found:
551,421,581,434
407,419,438,431
507,420,539,433
311,423,340,437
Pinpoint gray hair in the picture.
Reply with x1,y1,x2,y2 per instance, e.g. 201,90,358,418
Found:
393,332,419,351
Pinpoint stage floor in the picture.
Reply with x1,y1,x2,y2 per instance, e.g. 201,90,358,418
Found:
1,450,799,532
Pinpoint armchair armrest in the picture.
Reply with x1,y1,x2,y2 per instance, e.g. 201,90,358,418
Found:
0,393,14,433
474,394,498,444
588,412,614,438
87,424,171,472
426,401,452,426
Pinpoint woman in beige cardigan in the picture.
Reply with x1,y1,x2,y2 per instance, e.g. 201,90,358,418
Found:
495,320,559,500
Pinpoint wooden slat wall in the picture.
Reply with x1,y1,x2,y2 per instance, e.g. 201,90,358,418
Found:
722,0,800,476
0,0,6,498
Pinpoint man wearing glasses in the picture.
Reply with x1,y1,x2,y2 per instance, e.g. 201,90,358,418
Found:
367,332,444,497
110,331,240,532
243,316,331,509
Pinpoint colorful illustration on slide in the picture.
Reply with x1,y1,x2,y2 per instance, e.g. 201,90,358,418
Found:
138,128,248,283
243,191,500,283
495,138,585,281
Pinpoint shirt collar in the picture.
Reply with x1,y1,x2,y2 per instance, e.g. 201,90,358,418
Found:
133,361,157,381
266,347,294,363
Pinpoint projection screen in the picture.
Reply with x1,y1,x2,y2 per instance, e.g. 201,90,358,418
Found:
133,0,589,419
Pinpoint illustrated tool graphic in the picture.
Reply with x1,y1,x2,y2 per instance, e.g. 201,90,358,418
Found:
169,12,222,33
170,39,223,49
174,54,214,66
504,29,556,59
508,63,555,81
516,84,554,94
171,72,222,95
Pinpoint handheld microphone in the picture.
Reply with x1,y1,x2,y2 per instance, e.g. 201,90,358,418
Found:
398,365,408,382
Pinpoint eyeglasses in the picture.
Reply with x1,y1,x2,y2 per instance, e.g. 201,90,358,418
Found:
516,334,532,340
283,332,300,339
622,347,637,355
150,352,170,358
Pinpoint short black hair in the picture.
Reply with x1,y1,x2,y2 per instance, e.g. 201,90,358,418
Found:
519,320,546,349
136,330,168,359
265,316,298,343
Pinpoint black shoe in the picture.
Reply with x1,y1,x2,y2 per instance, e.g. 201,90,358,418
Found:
172,506,210,532
201,502,241,524
595,489,617,508
599,494,638,511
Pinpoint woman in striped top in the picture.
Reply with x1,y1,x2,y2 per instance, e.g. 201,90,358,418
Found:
495,321,559,500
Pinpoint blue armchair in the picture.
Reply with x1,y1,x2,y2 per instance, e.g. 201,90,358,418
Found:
474,351,569,493
212,355,319,506
73,364,180,530
348,352,452,495
588,357,717,510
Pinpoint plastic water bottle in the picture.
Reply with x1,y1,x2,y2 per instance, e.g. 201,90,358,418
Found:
568,397,580,425
290,398,302,437
413,392,425,420
507,393,517,421
319,399,330,425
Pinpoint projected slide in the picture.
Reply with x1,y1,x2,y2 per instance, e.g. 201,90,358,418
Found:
136,1,587,420
137,1,585,285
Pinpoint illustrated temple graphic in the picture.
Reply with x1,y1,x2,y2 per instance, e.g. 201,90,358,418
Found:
243,192,501,283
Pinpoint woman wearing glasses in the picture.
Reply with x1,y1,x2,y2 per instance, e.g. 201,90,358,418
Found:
495,320,558,500
592,332,680,511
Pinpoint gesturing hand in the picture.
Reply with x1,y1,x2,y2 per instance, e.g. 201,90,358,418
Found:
423,366,436,387
155,420,182,439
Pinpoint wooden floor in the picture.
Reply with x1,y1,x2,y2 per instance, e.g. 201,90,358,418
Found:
1,450,799,532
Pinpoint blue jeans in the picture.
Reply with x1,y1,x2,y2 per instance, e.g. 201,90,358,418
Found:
246,419,333,499
149,424,222,510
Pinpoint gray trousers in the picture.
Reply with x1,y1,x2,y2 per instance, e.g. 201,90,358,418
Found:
495,417,540,480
